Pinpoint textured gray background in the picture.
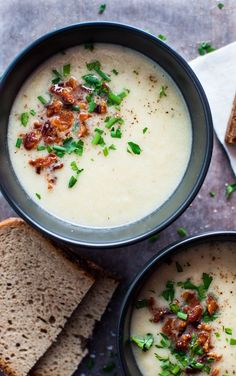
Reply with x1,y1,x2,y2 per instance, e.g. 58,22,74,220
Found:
0,0,236,375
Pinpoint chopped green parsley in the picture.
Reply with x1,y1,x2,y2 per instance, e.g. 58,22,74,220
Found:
98,3,106,14
143,127,148,134
20,112,29,127
198,42,216,56
35,193,41,200
112,69,118,75
127,141,142,155
130,333,154,352
177,227,188,237
217,2,224,9
225,183,236,199
159,85,168,98
63,64,71,77
15,138,22,148
158,34,167,41
37,95,48,106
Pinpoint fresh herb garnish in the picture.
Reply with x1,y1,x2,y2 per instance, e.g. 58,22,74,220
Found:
230,338,236,345
68,161,84,188
98,3,106,14
225,327,232,335
52,69,63,84
198,42,216,56
177,227,188,237
37,95,48,106
159,85,168,98
127,141,142,155
112,69,118,75
111,127,122,138
209,191,216,197
35,193,41,200
82,73,101,86
86,60,110,82
103,147,109,157
71,105,80,111
102,361,116,373
161,281,175,302
176,261,183,273
202,272,213,290
156,333,171,349
105,117,124,129
84,43,94,51
63,64,71,77
88,99,97,113
202,309,218,323
62,138,84,156
109,144,116,151
215,332,220,338
177,311,188,320
91,130,105,146
30,109,36,116
108,91,122,105
217,2,224,9
37,145,46,151
158,34,167,41
20,112,29,126
130,333,154,352
143,127,148,134
225,183,236,199
170,303,180,314
149,233,160,242
15,138,22,148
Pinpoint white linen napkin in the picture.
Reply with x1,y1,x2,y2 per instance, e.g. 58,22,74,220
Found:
190,42,236,175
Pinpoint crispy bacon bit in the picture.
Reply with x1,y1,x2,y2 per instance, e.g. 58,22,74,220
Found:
79,113,92,122
210,368,220,376
78,123,88,138
23,131,41,150
197,323,212,332
47,175,57,190
197,331,211,352
187,304,203,323
29,153,58,174
78,101,87,110
162,318,187,339
42,121,60,144
50,110,74,132
50,84,75,105
207,353,222,361
65,77,78,89
46,100,63,117
206,295,219,315
148,297,169,323
176,333,192,351
94,100,107,114
182,291,199,307
33,121,42,129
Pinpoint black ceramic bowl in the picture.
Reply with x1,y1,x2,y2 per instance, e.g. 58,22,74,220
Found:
118,231,236,375
0,22,213,248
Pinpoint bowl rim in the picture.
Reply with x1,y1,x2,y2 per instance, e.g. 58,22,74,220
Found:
0,21,213,248
117,230,236,374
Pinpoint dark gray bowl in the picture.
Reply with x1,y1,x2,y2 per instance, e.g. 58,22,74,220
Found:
0,22,213,247
118,231,236,375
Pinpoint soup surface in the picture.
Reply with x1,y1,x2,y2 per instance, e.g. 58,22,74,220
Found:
8,44,192,227
131,241,236,375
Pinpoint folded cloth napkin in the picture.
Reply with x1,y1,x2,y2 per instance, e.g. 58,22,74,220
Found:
190,41,236,175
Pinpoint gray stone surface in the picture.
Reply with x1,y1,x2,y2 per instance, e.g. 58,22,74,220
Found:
0,0,236,375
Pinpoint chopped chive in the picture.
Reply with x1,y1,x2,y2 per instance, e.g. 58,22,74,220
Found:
94,128,104,134
170,303,180,314
35,193,41,200
15,138,22,148
198,42,216,56
225,328,232,335
84,43,94,51
20,112,29,126
143,127,148,134
71,105,80,111
130,333,154,352
105,117,123,129
159,85,168,98
108,91,122,105
30,109,36,116
158,34,167,41
177,311,188,320
37,95,48,106
63,64,71,77
176,261,183,273
98,3,106,14
118,90,128,99
47,145,53,153
52,145,66,152
91,131,104,146
37,145,46,151
111,127,122,138
88,100,96,113
86,60,110,82
215,332,220,338
68,175,77,188
149,234,160,242
127,141,142,155
225,183,236,199
112,69,118,75
103,147,109,157
109,144,116,150
177,227,188,237
230,338,236,345
52,69,63,84
83,74,101,86
209,191,216,197
217,2,224,9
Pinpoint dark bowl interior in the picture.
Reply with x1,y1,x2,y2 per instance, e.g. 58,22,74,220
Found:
0,22,213,247
118,231,236,375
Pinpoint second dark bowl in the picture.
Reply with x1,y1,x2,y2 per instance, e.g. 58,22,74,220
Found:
0,22,213,247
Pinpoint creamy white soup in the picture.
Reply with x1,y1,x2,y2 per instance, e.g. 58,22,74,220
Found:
8,44,192,227
131,241,236,376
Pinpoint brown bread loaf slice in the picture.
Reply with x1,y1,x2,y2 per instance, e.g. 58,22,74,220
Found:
225,93,236,144
31,271,118,376
0,218,94,376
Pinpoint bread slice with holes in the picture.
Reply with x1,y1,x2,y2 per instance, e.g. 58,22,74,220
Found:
31,264,118,376
0,218,94,376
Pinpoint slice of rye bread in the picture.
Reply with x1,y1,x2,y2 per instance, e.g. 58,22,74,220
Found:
0,218,94,376
31,261,119,376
